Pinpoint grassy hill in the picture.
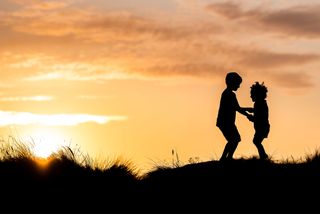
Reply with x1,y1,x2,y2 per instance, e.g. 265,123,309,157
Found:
0,139,319,212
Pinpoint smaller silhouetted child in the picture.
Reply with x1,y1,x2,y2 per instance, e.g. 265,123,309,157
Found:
247,82,270,160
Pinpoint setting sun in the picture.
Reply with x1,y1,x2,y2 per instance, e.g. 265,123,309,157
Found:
31,129,68,158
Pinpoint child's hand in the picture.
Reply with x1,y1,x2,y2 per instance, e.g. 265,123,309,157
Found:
245,108,254,113
247,114,254,122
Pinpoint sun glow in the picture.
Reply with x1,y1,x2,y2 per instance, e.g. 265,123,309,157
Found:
31,129,68,158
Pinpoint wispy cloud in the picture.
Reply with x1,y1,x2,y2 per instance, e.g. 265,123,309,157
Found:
239,51,319,69
24,70,141,81
77,95,114,100
0,2,200,42
206,2,320,38
0,95,54,102
268,71,314,89
0,1,318,91
0,111,127,126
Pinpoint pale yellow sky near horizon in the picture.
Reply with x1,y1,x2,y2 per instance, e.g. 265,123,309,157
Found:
1,0,320,174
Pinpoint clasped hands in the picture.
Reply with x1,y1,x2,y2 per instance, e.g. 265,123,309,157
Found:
243,108,254,121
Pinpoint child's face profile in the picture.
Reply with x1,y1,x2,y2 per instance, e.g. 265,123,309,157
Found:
250,93,256,102
230,82,241,91
251,92,265,102
225,72,242,91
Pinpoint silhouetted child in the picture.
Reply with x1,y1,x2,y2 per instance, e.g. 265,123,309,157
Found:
217,72,251,161
247,82,270,160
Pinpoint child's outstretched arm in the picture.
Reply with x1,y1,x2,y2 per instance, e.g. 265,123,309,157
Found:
246,114,254,122
234,96,253,116
237,107,251,117
243,107,254,113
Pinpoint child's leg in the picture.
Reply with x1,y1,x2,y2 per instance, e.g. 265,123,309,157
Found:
253,135,268,159
219,125,240,161
220,141,238,160
220,142,232,161
227,140,239,159
226,126,241,159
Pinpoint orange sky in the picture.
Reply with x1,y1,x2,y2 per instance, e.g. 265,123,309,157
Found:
1,0,320,174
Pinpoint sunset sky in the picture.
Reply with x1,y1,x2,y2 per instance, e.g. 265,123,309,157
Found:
1,0,320,174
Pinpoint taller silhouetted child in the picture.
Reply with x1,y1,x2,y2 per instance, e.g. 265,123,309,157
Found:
216,72,251,161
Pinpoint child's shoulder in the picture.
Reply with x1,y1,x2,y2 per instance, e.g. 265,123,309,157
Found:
256,100,268,108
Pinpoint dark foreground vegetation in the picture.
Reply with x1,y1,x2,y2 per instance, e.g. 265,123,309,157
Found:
0,139,319,212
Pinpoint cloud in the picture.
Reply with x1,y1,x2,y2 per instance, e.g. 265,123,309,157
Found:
258,6,320,38
206,2,245,20
77,95,113,100
0,111,127,126
141,62,230,78
206,2,320,38
268,71,314,89
0,96,54,102
14,41,318,90
239,51,319,69
8,0,40,5
0,1,318,92
24,70,141,81
0,1,218,42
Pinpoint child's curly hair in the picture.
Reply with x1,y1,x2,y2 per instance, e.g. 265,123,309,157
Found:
250,82,268,99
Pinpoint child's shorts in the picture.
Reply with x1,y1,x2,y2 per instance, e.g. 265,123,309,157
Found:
218,125,241,143
254,125,270,141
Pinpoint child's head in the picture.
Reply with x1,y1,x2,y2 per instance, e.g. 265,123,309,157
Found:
225,72,242,91
250,82,268,101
